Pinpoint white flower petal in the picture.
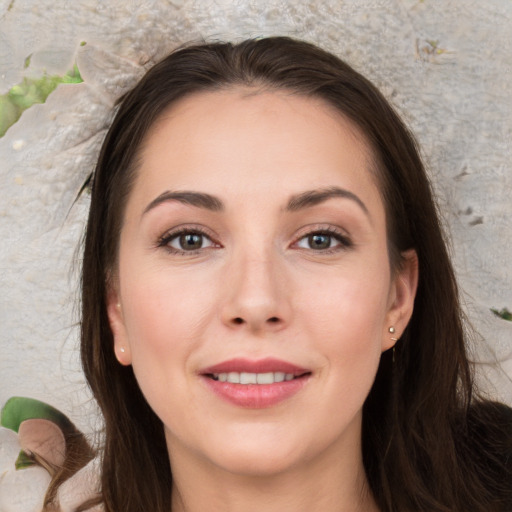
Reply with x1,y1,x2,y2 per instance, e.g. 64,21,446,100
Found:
0,427,21,476
0,465,51,512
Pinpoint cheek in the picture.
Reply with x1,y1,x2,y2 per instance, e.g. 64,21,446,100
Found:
301,265,390,339
299,267,390,385
122,272,215,351
117,267,220,420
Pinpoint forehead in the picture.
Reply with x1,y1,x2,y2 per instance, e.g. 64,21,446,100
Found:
129,88,383,215
145,87,372,158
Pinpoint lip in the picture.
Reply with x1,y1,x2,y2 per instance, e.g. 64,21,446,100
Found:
200,357,309,376
199,358,311,409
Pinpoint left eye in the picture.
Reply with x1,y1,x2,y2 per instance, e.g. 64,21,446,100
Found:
296,232,343,250
166,232,214,251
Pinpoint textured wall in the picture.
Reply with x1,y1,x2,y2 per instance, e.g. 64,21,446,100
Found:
1,0,511,434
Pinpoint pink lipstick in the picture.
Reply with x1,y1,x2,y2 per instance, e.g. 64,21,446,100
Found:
199,358,311,408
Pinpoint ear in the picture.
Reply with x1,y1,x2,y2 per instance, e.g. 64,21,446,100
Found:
382,249,419,351
106,283,132,365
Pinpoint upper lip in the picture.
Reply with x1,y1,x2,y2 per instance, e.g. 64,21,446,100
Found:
200,357,310,376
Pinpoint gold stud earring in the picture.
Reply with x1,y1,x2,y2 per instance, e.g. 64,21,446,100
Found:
388,326,398,342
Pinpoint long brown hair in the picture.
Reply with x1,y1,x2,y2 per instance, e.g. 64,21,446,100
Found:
81,37,511,511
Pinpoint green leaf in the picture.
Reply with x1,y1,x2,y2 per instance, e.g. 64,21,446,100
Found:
1,396,73,433
0,95,21,137
0,65,83,138
15,449,36,470
491,307,512,321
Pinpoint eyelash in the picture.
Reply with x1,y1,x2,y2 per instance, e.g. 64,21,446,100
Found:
157,225,353,255
293,226,353,254
157,226,219,255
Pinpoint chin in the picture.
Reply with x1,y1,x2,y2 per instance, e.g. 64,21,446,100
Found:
214,443,305,478
198,421,332,478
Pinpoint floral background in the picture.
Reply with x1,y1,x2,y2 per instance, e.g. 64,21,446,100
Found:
1,0,511,435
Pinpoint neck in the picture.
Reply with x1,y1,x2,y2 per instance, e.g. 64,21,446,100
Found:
168,432,379,512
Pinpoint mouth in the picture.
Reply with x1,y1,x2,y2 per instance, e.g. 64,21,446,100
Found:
200,357,311,382
206,371,310,384
199,358,311,408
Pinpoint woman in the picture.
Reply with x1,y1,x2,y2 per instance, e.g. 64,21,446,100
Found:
80,37,511,511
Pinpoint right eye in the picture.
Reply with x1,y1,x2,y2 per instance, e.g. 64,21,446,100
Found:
159,229,217,253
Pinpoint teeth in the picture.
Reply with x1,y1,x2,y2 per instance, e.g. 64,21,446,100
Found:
240,372,257,384
257,372,274,384
212,372,296,384
228,372,240,384
274,372,285,383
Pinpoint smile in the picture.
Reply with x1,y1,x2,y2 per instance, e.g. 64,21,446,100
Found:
210,372,296,384
200,358,311,408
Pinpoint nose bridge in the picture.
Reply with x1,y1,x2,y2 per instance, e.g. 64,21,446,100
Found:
221,240,290,331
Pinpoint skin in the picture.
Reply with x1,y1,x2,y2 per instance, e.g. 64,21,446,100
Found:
107,89,418,512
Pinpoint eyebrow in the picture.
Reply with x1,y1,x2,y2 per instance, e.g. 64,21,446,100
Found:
143,186,369,218
285,186,369,216
143,191,224,215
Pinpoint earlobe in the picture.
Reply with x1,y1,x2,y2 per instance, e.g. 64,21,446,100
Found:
106,286,132,366
383,249,419,351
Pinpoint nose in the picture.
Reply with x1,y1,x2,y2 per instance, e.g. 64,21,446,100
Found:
220,251,291,333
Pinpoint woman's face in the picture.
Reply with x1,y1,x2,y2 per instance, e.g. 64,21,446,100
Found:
107,89,417,477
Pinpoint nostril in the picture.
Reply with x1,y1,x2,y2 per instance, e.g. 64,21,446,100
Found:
228,316,282,327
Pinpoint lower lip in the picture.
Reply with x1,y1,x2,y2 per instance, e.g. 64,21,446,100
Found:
202,376,309,408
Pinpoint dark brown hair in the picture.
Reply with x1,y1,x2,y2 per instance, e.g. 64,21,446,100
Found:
81,37,511,511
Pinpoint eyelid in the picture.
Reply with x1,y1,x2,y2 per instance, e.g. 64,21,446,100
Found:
157,224,221,254
290,224,353,251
